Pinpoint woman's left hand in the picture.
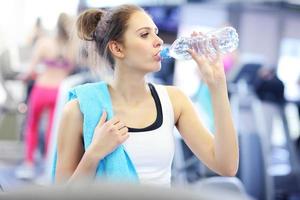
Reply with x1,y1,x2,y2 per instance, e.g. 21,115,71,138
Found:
187,31,226,89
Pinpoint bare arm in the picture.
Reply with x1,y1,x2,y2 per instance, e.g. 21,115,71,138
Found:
210,82,239,176
55,99,129,183
55,100,99,183
168,85,238,176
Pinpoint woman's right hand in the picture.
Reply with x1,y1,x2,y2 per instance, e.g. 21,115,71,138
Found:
87,111,129,160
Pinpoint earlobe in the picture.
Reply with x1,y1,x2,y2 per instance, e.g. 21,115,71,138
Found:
108,41,124,58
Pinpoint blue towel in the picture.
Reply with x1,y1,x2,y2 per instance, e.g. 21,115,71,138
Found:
52,81,138,182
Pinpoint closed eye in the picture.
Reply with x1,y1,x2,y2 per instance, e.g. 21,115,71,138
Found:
141,32,149,38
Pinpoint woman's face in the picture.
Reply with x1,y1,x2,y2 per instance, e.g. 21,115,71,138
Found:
120,11,163,73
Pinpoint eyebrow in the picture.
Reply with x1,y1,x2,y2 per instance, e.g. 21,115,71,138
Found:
136,27,159,33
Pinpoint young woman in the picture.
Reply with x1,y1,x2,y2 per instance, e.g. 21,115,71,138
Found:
54,5,239,187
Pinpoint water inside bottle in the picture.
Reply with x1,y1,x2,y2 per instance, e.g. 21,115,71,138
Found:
169,37,191,60
209,27,239,54
160,27,239,60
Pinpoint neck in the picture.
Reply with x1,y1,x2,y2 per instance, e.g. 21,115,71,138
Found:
109,67,150,105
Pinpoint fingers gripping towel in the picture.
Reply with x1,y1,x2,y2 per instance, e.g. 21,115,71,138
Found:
52,82,138,182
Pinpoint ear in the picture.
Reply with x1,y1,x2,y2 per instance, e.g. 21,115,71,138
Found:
108,41,124,59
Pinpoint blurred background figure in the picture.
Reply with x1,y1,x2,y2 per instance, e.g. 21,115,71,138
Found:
15,12,76,180
253,66,285,106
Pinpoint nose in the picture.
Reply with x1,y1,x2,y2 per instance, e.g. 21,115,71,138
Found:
154,34,163,48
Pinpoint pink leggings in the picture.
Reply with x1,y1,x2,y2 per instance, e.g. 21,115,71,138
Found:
25,84,59,163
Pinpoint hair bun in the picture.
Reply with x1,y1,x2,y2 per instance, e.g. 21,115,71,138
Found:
77,9,104,41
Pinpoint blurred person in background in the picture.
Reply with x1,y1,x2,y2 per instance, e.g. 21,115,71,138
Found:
253,66,285,105
16,12,76,179
53,4,238,187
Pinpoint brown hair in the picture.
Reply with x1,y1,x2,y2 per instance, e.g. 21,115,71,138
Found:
57,13,73,42
76,4,143,70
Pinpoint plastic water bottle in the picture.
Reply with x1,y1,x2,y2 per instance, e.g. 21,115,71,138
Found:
160,26,239,60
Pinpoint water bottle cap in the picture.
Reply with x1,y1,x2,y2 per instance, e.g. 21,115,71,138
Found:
160,48,171,59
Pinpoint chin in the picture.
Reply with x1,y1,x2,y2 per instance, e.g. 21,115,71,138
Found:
153,63,162,72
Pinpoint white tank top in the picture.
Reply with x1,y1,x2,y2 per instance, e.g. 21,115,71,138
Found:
123,83,175,187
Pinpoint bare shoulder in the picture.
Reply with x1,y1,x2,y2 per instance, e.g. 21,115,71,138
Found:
60,99,83,136
163,85,191,124
62,99,83,123
56,99,83,157
164,85,187,100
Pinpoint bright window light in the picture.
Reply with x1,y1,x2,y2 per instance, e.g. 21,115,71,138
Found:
277,38,300,102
